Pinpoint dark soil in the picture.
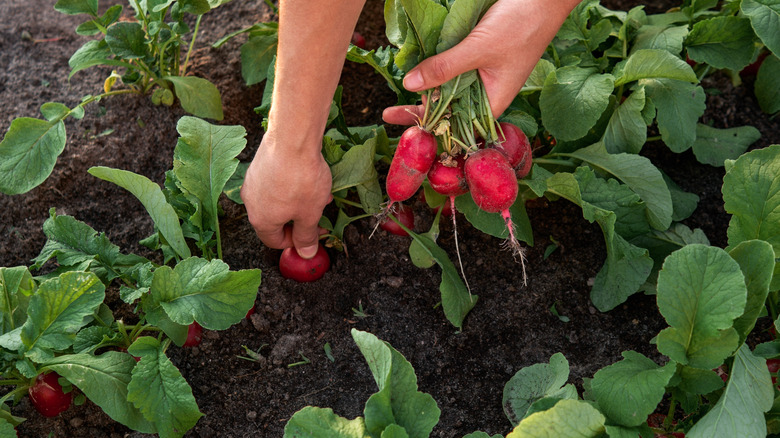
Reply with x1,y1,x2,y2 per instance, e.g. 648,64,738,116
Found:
0,1,778,437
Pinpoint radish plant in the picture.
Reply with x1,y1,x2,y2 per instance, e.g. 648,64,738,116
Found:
0,0,228,196
0,117,260,436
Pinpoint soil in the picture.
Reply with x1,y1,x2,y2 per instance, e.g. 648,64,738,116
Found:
0,1,778,437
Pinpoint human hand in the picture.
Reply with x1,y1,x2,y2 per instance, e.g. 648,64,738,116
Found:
240,131,332,259
383,0,578,125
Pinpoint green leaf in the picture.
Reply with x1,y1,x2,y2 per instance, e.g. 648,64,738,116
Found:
615,49,698,86
396,0,448,68
563,143,673,231
19,272,105,361
741,0,780,56
150,257,260,331
631,223,709,267
172,116,246,235
164,76,224,120
44,352,156,434
656,245,746,369
127,337,202,437
576,166,650,240
524,59,555,90
31,208,122,272
675,366,725,395
54,0,98,15
641,78,706,153
105,22,148,59
0,117,66,195
463,433,502,438
68,39,132,79
381,424,410,438
722,144,780,290
330,134,379,193
686,344,774,438
502,353,578,426
40,102,70,122
685,16,757,71
692,124,761,167
456,193,533,245
663,172,699,222
284,406,369,437
403,229,476,329
590,351,676,427
0,267,34,335
546,170,653,311
602,86,647,154
729,240,775,347
352,330,440,438
755,55,780,115
630,25,688,55
346,46,416,105
223,161,248,204
0,419,16,437
436,0,496,53
540,67,615,141
241,33,278,86
178,0,211,14
88,167,191,260
507,399,605,438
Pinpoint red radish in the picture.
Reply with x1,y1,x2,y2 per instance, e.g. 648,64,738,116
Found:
428,155,468,197
464,148,518,214
182,322,203,347
767,359,780,384
29,372,72,417
741,50,769,77
246,305,256,319
464,148,527,283
279,244,331,282
351,31,367,50
494,122,532,178
386,126,437,204
380,203,415,236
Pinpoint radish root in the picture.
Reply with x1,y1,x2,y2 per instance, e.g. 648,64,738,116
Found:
501,209,528,286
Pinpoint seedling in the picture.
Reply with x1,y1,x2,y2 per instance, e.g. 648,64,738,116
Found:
287,352,311,368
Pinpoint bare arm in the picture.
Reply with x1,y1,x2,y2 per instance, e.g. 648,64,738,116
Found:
241,0,366,258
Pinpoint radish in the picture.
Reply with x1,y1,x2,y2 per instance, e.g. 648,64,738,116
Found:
464,148,527,284
182,322,203,347
29,372,72,417
493,122,532,178
379,203,415,236
279,244,331,282
427,154,468,197
386,126,437,204
351,31,367,50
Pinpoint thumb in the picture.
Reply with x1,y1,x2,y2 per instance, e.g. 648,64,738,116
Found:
291,220,322,259
403,38,482,92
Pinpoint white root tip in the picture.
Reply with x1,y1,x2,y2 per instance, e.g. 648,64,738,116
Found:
501,209,528,286
370,202,397,239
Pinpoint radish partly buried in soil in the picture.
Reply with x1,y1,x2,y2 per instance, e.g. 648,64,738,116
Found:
28,372,72,418
379,203,415,236
279,244,331,282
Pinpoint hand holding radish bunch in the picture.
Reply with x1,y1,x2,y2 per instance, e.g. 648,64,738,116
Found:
241,0,578,272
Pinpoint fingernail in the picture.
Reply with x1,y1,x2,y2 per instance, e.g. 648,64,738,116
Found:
404,70,423,90
298,245,318,259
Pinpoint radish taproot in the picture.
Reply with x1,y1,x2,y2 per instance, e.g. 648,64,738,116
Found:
379,203,415,236
29,372,72,417
279,244,331,282
464,148,527,283
386,126,437,204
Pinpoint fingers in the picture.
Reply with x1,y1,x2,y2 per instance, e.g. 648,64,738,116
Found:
382,105,424,125
402,36,482,93
291,216,324,259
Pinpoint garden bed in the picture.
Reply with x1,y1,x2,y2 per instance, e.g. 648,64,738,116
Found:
1,0,778,437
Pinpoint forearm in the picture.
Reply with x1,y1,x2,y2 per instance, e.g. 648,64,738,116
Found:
267,0,366,156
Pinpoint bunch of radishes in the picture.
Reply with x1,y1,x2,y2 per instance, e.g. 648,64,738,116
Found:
383,80,533,282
